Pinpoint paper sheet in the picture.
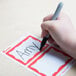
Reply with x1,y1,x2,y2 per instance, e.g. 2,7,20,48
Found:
1,34,76,76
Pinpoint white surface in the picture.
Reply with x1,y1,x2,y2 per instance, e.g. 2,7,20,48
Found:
0,0,76,76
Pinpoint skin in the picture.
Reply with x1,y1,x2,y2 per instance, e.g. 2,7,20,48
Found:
41,13,76,59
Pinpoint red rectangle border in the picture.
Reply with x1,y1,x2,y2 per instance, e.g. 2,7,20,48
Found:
28,47,72,76
4,35,49,65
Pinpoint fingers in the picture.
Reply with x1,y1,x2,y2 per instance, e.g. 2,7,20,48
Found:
48,36,54,43
43,14,53,22
43,12,70,21
41,20,56,33
41,13,65,43
42,13,61,22
41,21,51,38
41,30,48,38
41,20,57,43
42,14,57,43
41,12,69,37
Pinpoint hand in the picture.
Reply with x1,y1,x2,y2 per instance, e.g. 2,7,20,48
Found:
41,13,76,59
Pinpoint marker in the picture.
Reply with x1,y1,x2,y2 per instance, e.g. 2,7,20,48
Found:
40,2,63,50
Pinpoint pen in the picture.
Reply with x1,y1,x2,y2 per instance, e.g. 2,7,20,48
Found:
40,2,63,50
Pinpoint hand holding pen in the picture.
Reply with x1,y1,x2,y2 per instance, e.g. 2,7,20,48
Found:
40,2,63,50
40,2,76,59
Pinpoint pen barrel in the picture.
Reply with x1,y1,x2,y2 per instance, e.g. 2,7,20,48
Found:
46,2,63,39
51,2,63,20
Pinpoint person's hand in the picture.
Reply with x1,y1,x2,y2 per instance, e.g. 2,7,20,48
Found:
41,13,76,59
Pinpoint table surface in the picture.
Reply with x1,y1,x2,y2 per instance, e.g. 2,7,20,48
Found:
0,0,76,76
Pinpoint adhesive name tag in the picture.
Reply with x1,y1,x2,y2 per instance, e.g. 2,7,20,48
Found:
2,34,76,76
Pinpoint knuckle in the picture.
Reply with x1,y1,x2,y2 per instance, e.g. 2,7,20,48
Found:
43,17,46,21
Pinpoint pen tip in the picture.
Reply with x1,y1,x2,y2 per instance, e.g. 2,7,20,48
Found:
40,46,42,51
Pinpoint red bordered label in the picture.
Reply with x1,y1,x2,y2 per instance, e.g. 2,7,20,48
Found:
28,47,72,76
3,35,49,65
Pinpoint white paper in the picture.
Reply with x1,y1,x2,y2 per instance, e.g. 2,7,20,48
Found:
2,34,76,76
28,47,74,76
